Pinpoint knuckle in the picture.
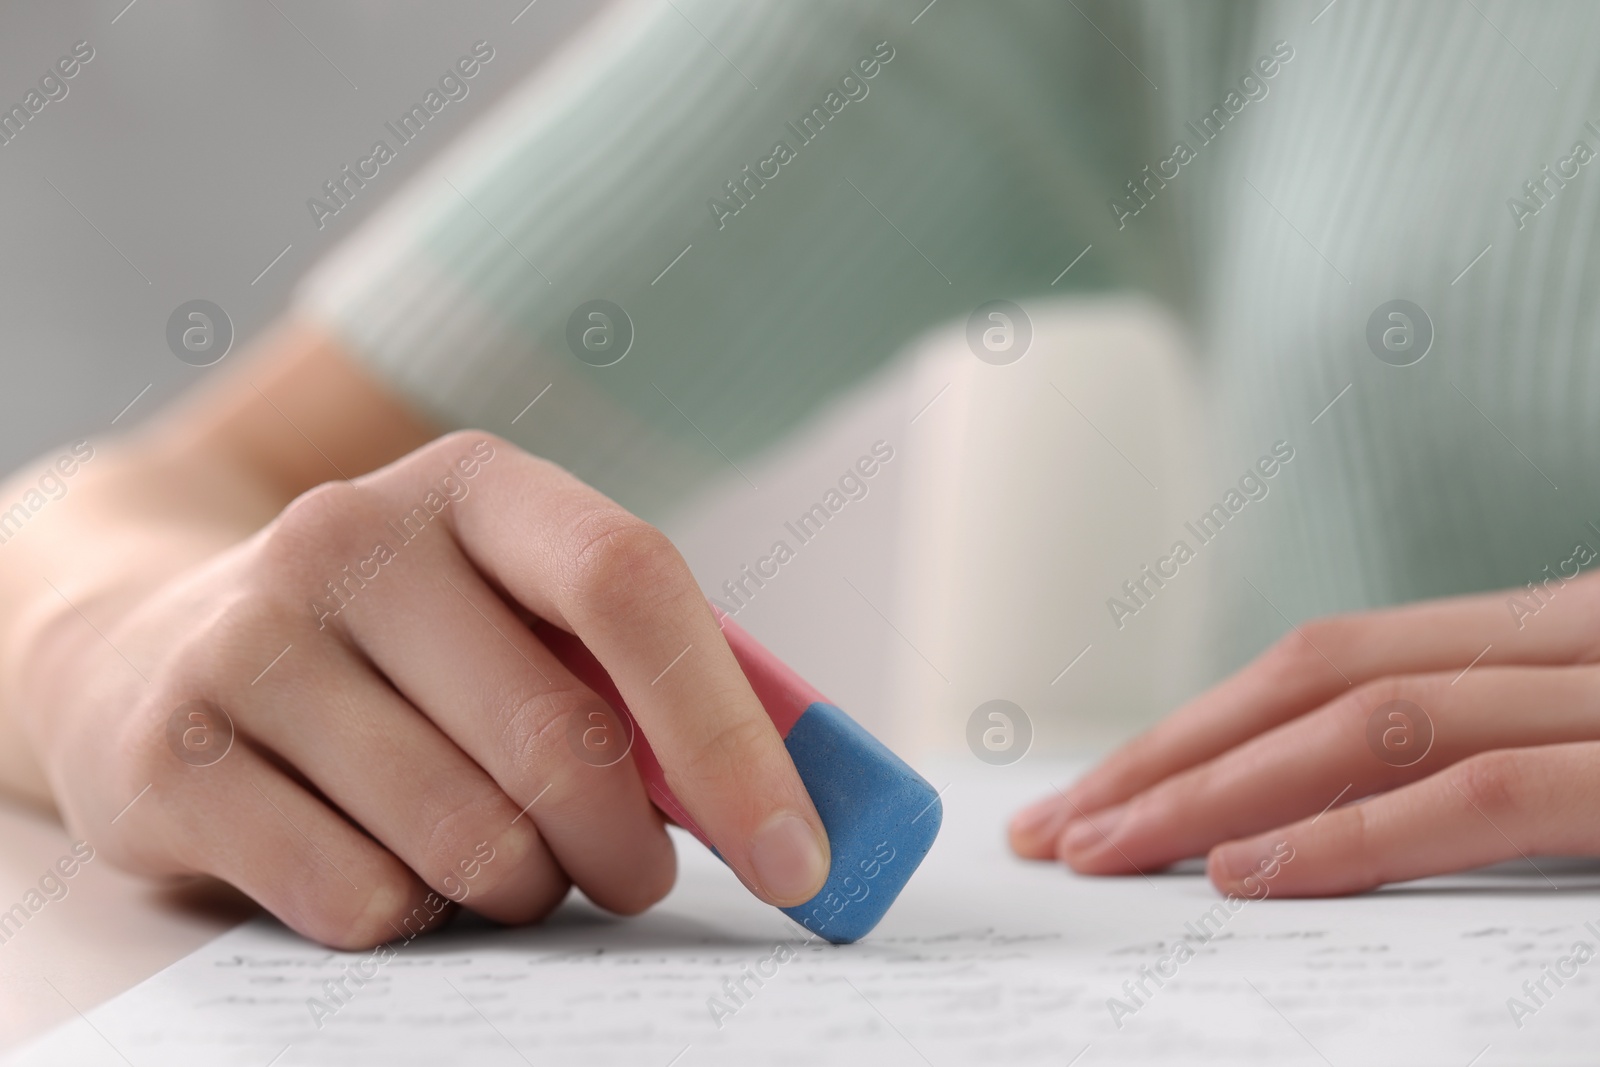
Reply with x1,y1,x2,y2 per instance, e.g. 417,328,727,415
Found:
1257,630,1311,686
117,693,205,794
418,429,509,466
363,430,513,514
381,430,513,496
1449,750,1525,816
678,711,773,785
1260,614,1353,683
564,514,683,616
1297,614,1353,655
1260,623,1306,665
1339,676,1409,724
418,794,508,885
259,480,373,572
497,683,598,770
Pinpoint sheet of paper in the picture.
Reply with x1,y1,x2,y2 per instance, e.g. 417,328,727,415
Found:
9,759,1600,1066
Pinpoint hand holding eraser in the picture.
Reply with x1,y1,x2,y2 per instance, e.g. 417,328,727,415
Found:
543,613,942,943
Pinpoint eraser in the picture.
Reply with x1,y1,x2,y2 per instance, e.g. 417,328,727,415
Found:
541,614,941,944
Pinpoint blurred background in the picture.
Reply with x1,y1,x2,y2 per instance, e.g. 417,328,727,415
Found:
0,1,595,459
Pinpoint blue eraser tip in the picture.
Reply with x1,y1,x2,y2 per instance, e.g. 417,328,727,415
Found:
777,702,942,944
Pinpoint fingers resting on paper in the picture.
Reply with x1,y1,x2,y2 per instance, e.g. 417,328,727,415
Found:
1009,581,1600,897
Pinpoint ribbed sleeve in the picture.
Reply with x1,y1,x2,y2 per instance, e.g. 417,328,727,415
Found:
294,0,1158,518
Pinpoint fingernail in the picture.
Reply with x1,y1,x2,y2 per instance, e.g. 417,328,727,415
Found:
749,812,830,905
1010,797,1069,843
1210,846,1261,895
1061,803,1126,854
1209,845,1248,890
1211,837,1285,895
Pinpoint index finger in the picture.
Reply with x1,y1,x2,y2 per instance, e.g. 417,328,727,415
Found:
379,432,830,908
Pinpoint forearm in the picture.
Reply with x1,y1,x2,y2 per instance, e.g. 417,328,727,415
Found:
0,319,437,807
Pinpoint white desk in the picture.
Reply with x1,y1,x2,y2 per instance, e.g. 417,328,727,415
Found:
8,759,1599,1066
0,800,254,1053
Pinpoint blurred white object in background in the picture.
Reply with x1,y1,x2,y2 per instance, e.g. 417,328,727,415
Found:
891,296,1210,760
669,296,1209,763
